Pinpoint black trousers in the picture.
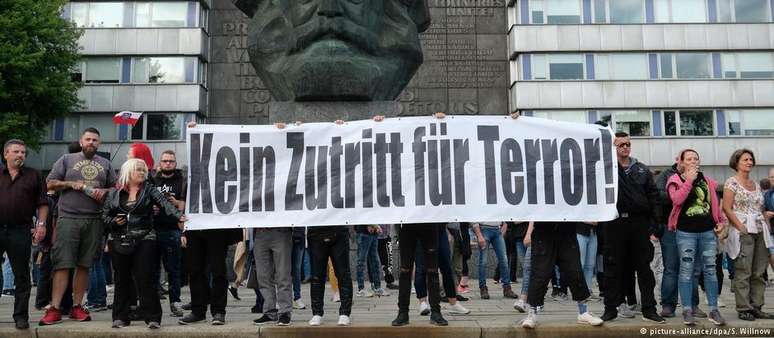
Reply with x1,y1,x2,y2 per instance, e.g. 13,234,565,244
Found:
0,226,32,321
378,237,395,284
397,223,441,314
308,229,352,316
602,216,657,313
110,239,161,323
527,223,589,307
186,230,229,316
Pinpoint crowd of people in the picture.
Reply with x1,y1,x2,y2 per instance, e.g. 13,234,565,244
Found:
0,113,773,331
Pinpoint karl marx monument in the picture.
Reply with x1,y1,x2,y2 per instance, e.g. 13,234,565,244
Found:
233,0,430,103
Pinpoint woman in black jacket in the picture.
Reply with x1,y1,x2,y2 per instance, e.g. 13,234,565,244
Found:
102,158,185,329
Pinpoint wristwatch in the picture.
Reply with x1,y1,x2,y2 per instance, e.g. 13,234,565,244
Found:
36,222,46,228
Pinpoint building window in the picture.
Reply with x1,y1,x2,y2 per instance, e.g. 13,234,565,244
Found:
131,113,184,141
726,110,774,136
530,0,582,24
654,0,707,23
532,111,587,123
598,111,652,137
594,0,646,23
70,2,124,28
659,53,712,79
135,2,190,27
531,54,585,80
721,52,774,79
663,110,714,136
595,54,648,80
83,58,121,84
132,57,192,84
718,0,771,23
79,114,118,141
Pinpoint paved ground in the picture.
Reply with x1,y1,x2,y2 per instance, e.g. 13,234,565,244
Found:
1,279,773,337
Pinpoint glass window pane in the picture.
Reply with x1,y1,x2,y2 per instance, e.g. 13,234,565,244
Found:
88,3,124,28
151,2,188,27
654,0,670,23
546,0,581,24
71,3,88,27
610,0,644,23
717,0,733,22
132,57,149,83
63,116,80,142
130,116,144,140
135,3,151,27
660,53,673,79
594,0,607,23
532,55,547,80
741,110,774,136
532,111,586,123
737,53,774,79
664,111,677,136
679,111,713,136
595,54,610,80
610,54,648,79
726,110,741,136
531,0,545,23
614,111,651,136
721,53,737,78
671,0,706,22
675,53,711,79
548,54,583,80
148,58,186,83
85,58,121,83
734,0,768,22
146,114,183,140
80,115,117,141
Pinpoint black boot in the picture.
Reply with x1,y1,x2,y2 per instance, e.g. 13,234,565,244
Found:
391,312,409,326
430,311,448,326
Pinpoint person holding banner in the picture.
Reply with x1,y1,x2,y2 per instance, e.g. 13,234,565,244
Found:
600,132,664,323
307,224,354,326
518,221,603,329
102,158,186,329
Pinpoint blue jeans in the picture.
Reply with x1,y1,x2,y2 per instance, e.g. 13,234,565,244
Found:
576,231,597,293
478,227,510,288
356,233,381,290
291,236,305,300
661,230,699,308
677,230,719,310
87,248,107,306
520,246,532,295
156,229,182,303
2,257,14,290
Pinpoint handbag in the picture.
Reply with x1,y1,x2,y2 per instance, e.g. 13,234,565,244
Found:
112,234,139,255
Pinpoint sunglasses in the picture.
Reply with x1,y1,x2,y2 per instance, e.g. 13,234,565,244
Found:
616,143,631,148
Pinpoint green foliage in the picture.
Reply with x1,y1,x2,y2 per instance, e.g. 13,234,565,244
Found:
0,0,82,150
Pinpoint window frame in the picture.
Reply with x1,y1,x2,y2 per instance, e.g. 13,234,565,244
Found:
592,0,647,24
725,109,774,137
529,0,584,24
661,110,717,137
598,110,653,137
719,0,773,23
658,53,713,80
131,57,197,84
530,53,586,80
69,1,125,28
721,52,774,79
81,57,123,84
594,53,649,80
654,0,709,23
133,1,192,28
130,113,186,141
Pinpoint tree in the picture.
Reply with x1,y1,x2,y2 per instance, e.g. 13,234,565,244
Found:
0,0,81,150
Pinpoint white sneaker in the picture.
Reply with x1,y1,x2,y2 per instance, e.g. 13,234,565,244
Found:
332,292,341,303
356,289,374,297
411,286,416,294
373,288,390,297
618,304,635,318
337,315,351,326
513,299,527,313
293,299,306,309
308,315,322,326
577,312,604,326
448,302,470,315
419,301,430,316
521,309,538,329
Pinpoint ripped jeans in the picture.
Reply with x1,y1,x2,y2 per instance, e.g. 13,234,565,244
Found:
676,229,719,311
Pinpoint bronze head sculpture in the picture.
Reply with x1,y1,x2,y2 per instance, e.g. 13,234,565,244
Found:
233,0,430,101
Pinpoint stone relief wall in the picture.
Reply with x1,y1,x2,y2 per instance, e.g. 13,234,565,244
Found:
207,0,508,124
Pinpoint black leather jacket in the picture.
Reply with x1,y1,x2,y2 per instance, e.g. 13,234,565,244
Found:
101,182,182,240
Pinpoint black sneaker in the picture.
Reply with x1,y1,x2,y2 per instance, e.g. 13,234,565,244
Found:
751,308,774,319
682,309,696,326
386,283,399,290
643,311,666,324
601,309,617,322
429,312,448,326
14,319,29,330
456,294,469,302
181,302,192,311
738,311,755,321
253,313,277,325
277,312,291,326
212,313,225,325
178,313,206,325
391,312,409,326
228,286,240,301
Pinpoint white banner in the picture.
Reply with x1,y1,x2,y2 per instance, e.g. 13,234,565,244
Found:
185,116,618,229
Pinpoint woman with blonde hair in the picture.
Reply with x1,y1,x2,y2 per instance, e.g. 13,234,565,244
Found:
102,159,185,329
722,149,774,321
